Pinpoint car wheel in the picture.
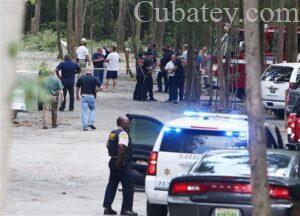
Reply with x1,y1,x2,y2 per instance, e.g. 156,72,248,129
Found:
146,201,167,216
274,110,285,120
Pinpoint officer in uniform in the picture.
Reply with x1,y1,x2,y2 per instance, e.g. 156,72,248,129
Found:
103,116,138,216
143,52,157,101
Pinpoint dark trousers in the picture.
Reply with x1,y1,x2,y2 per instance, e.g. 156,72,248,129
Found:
94,69,104,86
59,84,74,110
60,84,74,111
157,70,168,92
169,76,185,101
103,159,134,212
144,77,154,99
133,80,145,101
168,76,177,101
177,77,185,101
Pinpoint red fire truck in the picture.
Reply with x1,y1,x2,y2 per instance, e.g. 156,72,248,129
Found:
215,26,300,100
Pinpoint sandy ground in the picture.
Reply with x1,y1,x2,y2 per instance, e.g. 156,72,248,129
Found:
4,52,287,216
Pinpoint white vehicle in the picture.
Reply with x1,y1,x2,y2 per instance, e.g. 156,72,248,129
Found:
11,87,26,119
261,63,300,118
141,112,283,216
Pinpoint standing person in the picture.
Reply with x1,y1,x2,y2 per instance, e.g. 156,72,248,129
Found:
76,67,101,131
38,62,50,111
76,38,90,77
143,52,156,101
103,116,138,216
56,54,81,112
41,70,64,129
157,46,172,93
165,54,176,102
173,56,186,103
103,45,120,92
133,58,146,101
92,47,105,86
182,44,188,61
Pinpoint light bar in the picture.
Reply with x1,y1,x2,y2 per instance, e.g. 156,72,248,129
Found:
184,111,248,121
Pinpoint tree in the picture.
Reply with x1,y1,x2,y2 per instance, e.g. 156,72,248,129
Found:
67,0,76,59
117,0,126,52
0,0,25,213
277,0,285,63
31,0,41,35
75,0,84,45
56,0,63,59
286,0,298,62
151,0,166,50
103,0,113,37
243,0,271,215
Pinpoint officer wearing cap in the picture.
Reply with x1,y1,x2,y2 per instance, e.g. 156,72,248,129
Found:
103,116,138,216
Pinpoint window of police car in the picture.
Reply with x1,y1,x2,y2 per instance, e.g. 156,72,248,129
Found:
129,118,162,147
160,129,247,154
194,152,292,178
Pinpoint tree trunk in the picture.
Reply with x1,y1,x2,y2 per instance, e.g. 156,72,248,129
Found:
151,0,166,50
277,0,285,63
56,0,63,59
89,0,95,40
67,0,76,59
216,0,225,111
117,0,126,52
243,0,272,215
0,0,25,213
103,0,112,37
75,0,84,45
31,0,41,34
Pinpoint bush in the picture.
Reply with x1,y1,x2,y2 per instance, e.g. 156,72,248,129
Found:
23,30,58,52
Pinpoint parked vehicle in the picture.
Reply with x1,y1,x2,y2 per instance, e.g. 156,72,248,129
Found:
168,149,300,216
11,87,26,119
126,112,284,215
261,63,300,119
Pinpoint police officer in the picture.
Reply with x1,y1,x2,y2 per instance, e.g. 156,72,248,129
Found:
103,116,138,216
143,52,157,101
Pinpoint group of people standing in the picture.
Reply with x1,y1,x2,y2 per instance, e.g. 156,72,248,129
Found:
133,44,209,104
40,38,120,131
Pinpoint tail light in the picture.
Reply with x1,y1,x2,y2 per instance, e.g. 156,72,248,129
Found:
147,152,158,176
289,82,297,90
170,181,290,200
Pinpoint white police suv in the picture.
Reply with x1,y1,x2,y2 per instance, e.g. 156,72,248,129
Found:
125,112,284,216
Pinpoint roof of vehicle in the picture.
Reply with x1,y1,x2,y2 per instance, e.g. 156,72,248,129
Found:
270,63,300,68
165,115,248,132
204,149,300,157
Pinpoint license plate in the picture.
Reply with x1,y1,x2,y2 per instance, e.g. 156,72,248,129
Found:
215,208,240,216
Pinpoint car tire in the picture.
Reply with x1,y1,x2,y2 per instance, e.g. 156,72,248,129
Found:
274,110,285,120
146,201,167,216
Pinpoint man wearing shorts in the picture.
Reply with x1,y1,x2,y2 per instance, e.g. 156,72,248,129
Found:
103,45,120,92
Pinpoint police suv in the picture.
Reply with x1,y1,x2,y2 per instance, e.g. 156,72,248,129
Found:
126,112,284,216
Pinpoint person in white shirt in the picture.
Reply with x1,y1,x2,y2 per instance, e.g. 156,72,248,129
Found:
165,54,177,102
182,44,188,61
103,45,120,92
76,38,90,77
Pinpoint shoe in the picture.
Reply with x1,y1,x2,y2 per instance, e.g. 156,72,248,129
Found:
103,207,117,215
156,90,162,92
173,101,178,104
52,125,58,128
149,98,157,101
120,210,138,216
83,128,88,131
165,99,172,103
59,108,64,112
69,108,74,112
43,126,48,129
89,125,97,130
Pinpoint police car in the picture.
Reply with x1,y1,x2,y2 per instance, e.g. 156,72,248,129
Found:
126,112,284,216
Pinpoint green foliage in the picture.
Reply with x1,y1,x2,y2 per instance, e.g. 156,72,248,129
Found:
23,30,58,52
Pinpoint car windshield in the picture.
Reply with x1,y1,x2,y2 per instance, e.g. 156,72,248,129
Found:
194,151,292,178
261,66,293,82
159,129,247,154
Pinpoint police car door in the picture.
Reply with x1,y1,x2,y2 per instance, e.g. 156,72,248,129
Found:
126,114,163,184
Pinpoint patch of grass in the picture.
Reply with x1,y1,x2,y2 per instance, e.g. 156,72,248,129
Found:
23,30,58,52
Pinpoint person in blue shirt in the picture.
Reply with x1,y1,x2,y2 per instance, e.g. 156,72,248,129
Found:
92,48,105,86
56,54,81,111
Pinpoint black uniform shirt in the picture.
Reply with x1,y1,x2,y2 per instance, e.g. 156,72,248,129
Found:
76,73,101,96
